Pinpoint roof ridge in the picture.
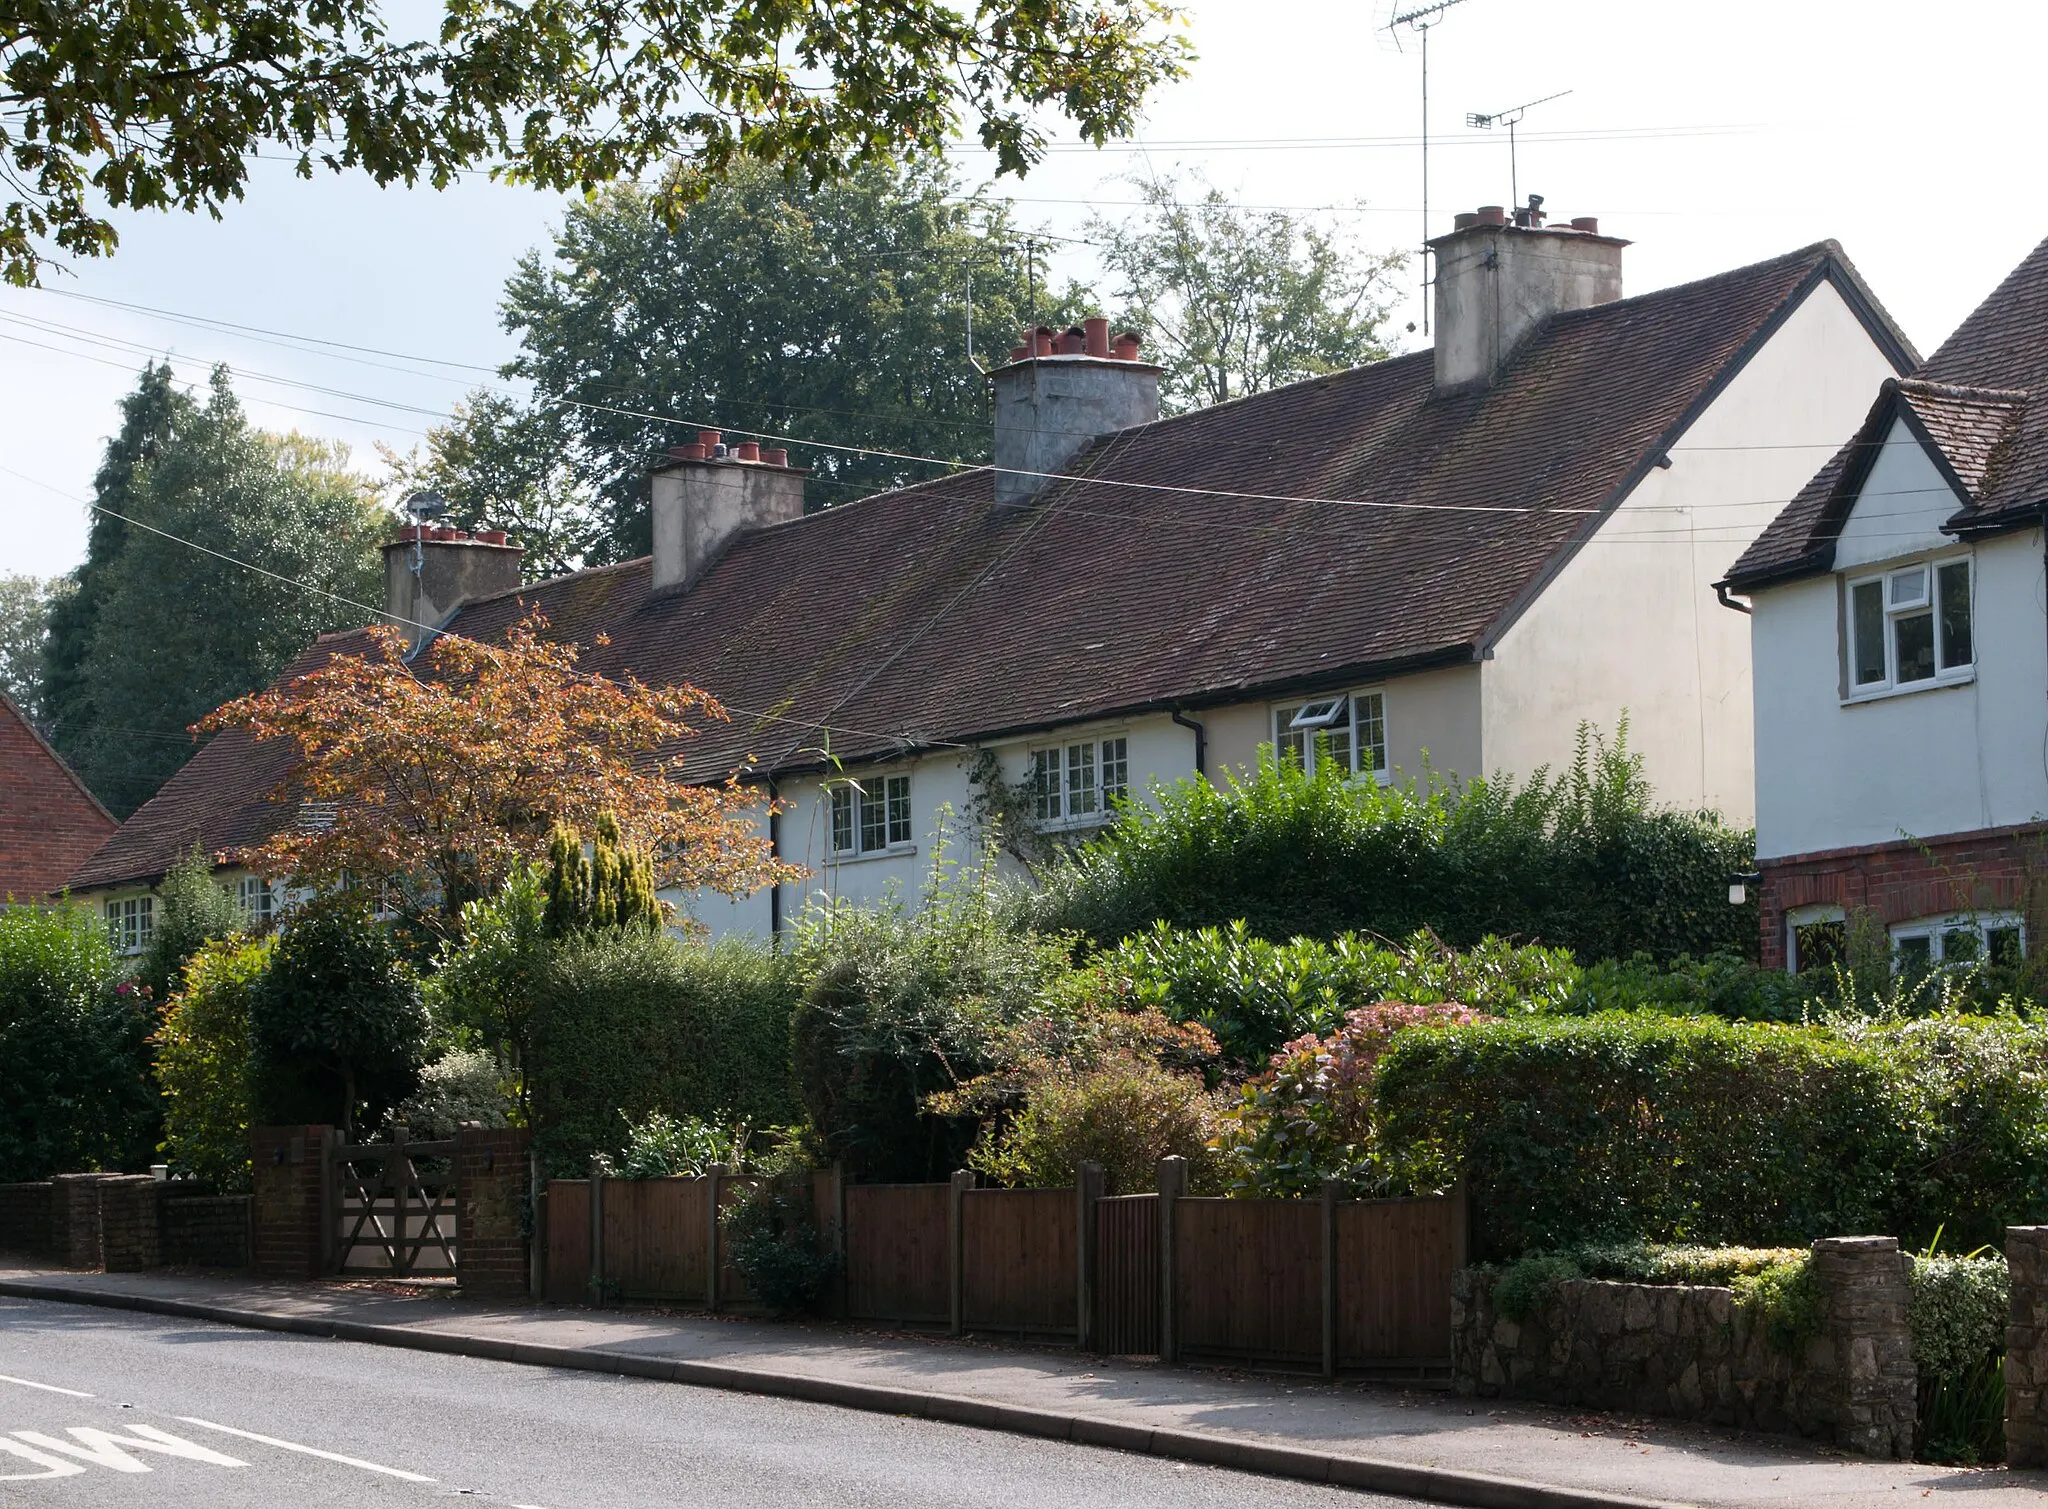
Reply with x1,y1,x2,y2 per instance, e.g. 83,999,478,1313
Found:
1896,378,2032,405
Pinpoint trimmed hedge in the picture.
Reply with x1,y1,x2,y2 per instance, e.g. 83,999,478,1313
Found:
1377,1012,2048,1258
526,931,800,1174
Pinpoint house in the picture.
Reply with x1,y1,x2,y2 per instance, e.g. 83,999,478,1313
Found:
69,201,1913,939
1723,232,2048,973
0,693,117,904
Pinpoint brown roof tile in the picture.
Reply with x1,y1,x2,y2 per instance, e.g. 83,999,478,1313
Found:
0,694,119,899
73,241,1892,890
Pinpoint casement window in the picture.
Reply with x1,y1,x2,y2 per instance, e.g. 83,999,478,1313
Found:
236,876,278,927
1786,905,1846,976
1273,692,1388,780
829,773,913,856
104,896,154,956
1031,737,1130,825
1891,912,2024,974
1845,557,1973,697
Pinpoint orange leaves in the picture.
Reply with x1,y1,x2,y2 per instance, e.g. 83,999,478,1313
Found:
200,610,800,931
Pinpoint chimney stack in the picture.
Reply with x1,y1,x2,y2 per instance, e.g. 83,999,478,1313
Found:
1429,197,1629,392
989,319,1160,506
649,437,806,592
381,528,525,653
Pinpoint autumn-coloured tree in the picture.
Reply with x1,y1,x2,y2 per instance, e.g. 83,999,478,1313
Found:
200,611,796,935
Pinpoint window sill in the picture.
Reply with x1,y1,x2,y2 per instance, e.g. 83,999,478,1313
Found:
825,843,918,866
1841,670,1975,706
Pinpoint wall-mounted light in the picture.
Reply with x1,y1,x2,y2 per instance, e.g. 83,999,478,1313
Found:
1728,870,1762,906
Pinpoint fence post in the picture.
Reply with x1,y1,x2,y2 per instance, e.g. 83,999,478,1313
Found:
587,1155,606,1307
319,1129,340,1276
948,1168,975,1336
1076,1161,1103,1350
831,1161,849,1319
1321,1179,1340,1380
707,1164,729,1312
1157,1156,1188,1365
2008,1226,2048,1466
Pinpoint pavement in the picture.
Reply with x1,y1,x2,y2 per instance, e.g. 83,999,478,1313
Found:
1,1264,2043,1509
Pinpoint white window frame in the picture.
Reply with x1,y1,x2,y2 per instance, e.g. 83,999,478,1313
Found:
1890,911,2025,973
235,875,279,927
1272,690,1389,783
828,773,915,858
1843,553,1974,703
1785,903,1846,976
103,895,155,957
1031,736,1131,830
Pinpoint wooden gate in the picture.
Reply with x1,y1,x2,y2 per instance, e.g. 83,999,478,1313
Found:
1092,1192,1159,1356
330,1128,457,1277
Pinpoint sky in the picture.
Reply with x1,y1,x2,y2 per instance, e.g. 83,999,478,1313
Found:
4,0,2045,579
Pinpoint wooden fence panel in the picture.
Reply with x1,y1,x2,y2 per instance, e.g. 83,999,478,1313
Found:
1093,1193,1159,1356
844,1184,949,1325
545,1180,588,1304
603,1177,711,1302
716,1176,758,1307
961,1188,1076,1336
1336,1194,1462,1365
1173,1197,1321,1367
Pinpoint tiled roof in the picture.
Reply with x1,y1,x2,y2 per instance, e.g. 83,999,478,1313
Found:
71,241,1891,891
0,694,118,899
1726,232,2048,589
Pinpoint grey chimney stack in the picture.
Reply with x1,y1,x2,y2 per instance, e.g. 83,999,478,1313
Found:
989,316,1160,505
649,430,806,593
1429,201,1629,392
380,528,524,653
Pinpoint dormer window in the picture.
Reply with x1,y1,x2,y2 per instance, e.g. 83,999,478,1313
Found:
1846,556,1972,698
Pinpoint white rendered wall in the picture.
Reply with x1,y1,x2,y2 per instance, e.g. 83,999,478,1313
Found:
1752,527,2048,860
1831,417,1966,571
1480,279,1903,825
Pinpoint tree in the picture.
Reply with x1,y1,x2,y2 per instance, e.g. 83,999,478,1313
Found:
46,366,387,815
2,0,1188,286
250,898,426,1136
200,609,798,936
430,160,1096,560
1086,173,1405,414
138,846,244,1005
543,814,661,937
41,361,193,762
156,934,271,1190
0,573,68,723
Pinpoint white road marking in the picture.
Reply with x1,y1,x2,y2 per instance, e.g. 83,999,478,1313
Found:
0,1373,92,1398
0,1438,86,1479
175,1416,436,1482
13,1424,247,1472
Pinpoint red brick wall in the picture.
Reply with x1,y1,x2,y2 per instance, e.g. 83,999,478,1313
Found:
1758,823,2046,969
250,1126,333,1278
456,1125,531,1297
0,699,116,899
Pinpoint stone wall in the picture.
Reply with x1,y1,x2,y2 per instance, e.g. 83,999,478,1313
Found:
2006,1227,2048,1467
0,1182,52,1258
159,1194,250,1269
97,1176,161,1271
455,1125,531,1297
1454,1236,1917,1458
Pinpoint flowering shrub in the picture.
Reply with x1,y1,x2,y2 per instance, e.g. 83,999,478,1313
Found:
1212,1000,1490,1196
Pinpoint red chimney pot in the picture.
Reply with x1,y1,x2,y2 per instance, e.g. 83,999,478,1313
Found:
1454,211,1479,230
1570,216,1600,234
1033,325,1057,358
1009,345,1030,364
763,447,789,468
1112,331,1142,360
1475,205,1507,227
1083,317,1111,358
478,529,508,545
736,440,761,462
682,442,707,461
697,429,722,452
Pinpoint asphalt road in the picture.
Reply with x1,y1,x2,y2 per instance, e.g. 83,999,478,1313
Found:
0,1296,1416,1508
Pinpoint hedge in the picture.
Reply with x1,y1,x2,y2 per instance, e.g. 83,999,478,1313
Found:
526,931,801,1173
1376,1012,2048,1258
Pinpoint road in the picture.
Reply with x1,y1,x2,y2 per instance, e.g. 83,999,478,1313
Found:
0,1296,1414,1507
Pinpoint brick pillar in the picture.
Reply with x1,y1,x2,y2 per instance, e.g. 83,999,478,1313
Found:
2006,1227,2048,1466
97,1176,161,1271
1809,1236,1917,1459
250,1126,333,1279
48,1174,107,1268
455,1125,532,1298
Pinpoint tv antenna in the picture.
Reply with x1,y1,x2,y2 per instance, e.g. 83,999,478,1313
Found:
1466,89,1572,212
1381,0,1467,335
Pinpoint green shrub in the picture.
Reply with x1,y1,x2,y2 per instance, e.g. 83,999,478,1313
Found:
0,901,157,1179
1731,1257,1825,1354
971,1059,1222,1195
526,931,799,1174
1027,725,1757,963
249,899,427,1136
722,1174,838,1315
1566,953,1820,1023
393,1048,513,1141
431,864,550,1115
1489,1243,1820,1354
789,870,1072,1183
1910,1253,2008,1382
156,935,271,1189
138,847,244,1006
1375,1013,1918,1256
1213,1001,1492,1196
603,1111,748,1179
